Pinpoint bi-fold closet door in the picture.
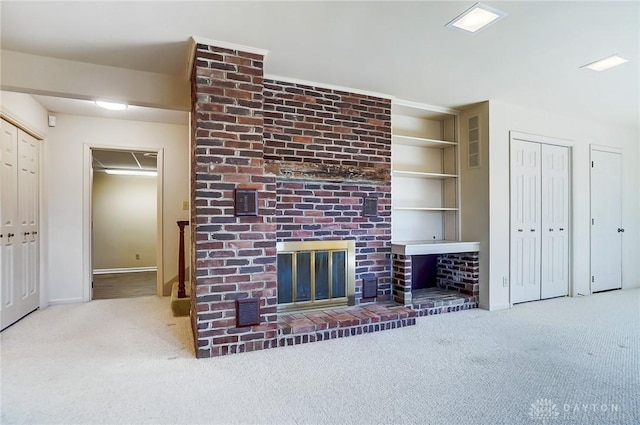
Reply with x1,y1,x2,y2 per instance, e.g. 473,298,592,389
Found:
1,118,40,330
511,139,569,304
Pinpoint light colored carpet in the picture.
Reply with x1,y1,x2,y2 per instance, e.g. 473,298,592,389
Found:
1,289,638,425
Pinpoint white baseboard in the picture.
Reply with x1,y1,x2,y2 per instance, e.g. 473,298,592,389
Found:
487,303,511,311
49,297,84,305
93,267,157,275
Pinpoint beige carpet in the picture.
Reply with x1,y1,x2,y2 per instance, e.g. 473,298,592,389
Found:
1,289,638,425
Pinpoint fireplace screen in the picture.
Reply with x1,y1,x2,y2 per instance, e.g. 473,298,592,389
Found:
277,240,355,312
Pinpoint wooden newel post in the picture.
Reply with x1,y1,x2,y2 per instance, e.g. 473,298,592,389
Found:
177,220,190,299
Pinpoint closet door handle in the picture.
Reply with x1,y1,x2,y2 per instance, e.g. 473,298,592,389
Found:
8,233,15,238
24,232,30,236
517,229,523,232
559,228,565,231
530,229,535,232
33,231,38,235
618,228,625,233
549,228,554,232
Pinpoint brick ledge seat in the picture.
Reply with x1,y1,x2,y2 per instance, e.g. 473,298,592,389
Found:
277,303,416,347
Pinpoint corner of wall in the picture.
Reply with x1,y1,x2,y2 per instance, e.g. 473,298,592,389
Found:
0,90,49,138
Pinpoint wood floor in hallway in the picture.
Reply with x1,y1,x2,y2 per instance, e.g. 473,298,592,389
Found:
92,271,156,300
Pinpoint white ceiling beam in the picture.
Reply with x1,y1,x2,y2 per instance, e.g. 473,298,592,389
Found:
1,50,190,111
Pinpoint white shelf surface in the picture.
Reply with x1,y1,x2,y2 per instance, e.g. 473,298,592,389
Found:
392,134,456,148
392,240,480,256
393,170,457,179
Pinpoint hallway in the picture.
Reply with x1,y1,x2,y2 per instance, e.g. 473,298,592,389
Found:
92,272,156,299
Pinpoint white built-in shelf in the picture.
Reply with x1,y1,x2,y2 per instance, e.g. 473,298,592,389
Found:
393,135,456,148
393,207,459,211
393,170,457,179
392,240,480,256
391,99,460,242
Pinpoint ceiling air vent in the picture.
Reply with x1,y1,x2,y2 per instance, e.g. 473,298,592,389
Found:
468,115,480,169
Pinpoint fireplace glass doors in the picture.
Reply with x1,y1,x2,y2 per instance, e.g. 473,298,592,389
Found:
277,240,355,312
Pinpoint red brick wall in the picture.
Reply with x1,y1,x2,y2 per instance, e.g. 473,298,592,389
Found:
263,80,393,303
263,80,391,168
191,42,394,357
190,43,277,357
392,254,413,306
437,252,480,296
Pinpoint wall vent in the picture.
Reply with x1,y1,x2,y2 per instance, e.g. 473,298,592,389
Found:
362,277,378,299
468,115,480,169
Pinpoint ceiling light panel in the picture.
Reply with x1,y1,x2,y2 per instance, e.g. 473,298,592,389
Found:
446,2,507,34
104,169,157,177
582,55,628,72
95,100,128,111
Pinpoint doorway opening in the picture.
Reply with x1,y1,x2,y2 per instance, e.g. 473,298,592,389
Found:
90,148,162,300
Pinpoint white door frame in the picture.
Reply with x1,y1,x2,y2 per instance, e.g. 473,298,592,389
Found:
82,144,164,301
509,131,574,306
589,144,623,294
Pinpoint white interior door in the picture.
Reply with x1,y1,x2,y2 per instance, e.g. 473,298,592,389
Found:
18,130,40,315
541,144,569,299
590,149,622,292
1,120,22,329
1,120,19,328
511,140,541,303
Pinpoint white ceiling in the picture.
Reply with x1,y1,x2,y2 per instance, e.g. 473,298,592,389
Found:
92,149,158,172
1,1,638,129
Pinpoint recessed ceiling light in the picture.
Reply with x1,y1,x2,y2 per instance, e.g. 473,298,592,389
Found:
104,169,157,176
446,2,507,34
582,55,628,72
95,100,128,111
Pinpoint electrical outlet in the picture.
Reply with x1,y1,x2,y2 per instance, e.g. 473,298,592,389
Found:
135,253,140,260
503,277,508,287
182,201,189,210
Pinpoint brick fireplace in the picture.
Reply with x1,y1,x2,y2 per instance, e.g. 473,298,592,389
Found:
190,41,395,357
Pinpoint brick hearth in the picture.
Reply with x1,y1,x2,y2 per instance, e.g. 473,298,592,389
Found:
278,303,416,347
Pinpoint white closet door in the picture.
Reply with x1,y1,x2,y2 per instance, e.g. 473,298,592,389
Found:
590,149,622,292
510,140,541,303
1,120,21,329
541,144,569,299
18,130,39,314
1,121,39,330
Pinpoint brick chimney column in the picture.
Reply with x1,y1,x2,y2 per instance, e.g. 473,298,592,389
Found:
190,42,277,357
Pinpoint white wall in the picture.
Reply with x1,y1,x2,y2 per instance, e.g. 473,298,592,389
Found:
487,100,639,310
459,102,490,308
92,173,157,270
43,114,189,303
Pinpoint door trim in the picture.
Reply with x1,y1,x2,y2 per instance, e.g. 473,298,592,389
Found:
589,145,623,294
509,131,574,306
82,144,164,302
